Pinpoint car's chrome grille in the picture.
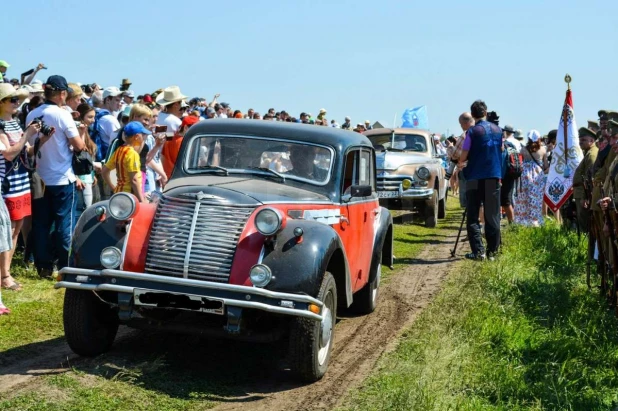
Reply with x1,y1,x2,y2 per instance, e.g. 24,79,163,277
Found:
145,195,255,283
377,175,413,191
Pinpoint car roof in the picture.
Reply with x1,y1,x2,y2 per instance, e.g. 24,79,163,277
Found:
185,119,374,150
363,128,431,137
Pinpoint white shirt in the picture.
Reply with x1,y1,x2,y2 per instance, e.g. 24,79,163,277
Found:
98,114,121,146
506,136,523,151
26,103,80,185
156,112,182,133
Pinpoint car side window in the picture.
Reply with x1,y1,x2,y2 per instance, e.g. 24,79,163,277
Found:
359,149,371,187
342,149,359,195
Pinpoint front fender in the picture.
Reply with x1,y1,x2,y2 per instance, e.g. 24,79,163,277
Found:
262,220,351,303
71,201,127,269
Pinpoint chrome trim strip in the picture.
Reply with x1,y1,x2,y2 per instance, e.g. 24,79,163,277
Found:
119,220,132,271
58,267,323,307
55,280,323,321
257,245,265,264
183,201,202,278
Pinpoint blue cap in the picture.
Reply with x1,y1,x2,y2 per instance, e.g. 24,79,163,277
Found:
124,121,152,137
44,75,70,91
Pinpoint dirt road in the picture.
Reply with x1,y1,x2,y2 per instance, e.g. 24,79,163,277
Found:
0,212,467,410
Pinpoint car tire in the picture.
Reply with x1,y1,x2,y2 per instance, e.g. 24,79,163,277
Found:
63,289,119,357
425,189,438,228
351,253,381,314
289,271,337,382
438,195,446,219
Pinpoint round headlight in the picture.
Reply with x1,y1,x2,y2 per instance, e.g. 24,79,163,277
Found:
250,264,272,288
417,167,431,181
401,179,412,190
255,208,283,236
100,247,122,269
108,193,136,220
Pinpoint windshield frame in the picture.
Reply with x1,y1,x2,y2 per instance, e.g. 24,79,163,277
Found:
182,133,336,187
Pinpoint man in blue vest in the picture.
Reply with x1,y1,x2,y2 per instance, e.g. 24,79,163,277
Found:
457,100,503,261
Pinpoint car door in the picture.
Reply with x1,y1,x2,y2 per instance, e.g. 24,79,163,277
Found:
339,147,377,292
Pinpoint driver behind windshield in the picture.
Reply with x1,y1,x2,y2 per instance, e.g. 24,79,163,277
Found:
287,145,327,181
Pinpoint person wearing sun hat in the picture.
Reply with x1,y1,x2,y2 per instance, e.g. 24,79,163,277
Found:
102,121,150,203
155,86,188,135
513,130,548,227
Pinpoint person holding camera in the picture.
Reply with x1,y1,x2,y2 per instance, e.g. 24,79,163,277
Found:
448,112,475,208
457,100,503,261
26,75,86,278
0,84,42,292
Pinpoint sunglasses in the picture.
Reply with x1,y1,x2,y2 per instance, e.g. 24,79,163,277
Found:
2,97,19,104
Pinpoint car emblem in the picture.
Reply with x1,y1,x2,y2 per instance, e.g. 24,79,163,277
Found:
180,191,225,201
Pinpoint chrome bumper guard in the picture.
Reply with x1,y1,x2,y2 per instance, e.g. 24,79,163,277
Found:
56,267,323,321
399,187,434,199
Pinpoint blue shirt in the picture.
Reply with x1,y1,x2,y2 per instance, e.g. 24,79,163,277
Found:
463,120,503,181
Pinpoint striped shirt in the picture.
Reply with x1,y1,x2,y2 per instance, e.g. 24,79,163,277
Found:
0,120,30,197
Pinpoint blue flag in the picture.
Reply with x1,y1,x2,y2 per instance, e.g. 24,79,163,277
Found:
401,106,429,129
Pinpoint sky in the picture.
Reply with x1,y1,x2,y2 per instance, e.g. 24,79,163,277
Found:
3,0,618,136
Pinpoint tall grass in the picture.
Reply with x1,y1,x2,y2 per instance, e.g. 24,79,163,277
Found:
343,223,618,410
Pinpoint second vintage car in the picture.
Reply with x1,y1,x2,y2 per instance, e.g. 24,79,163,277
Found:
364,128,447,227
57,120,393,382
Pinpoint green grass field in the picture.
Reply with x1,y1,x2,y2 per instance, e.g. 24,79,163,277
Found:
341,222,618,410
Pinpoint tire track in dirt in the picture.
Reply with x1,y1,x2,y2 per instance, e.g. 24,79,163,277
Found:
215,216,468,411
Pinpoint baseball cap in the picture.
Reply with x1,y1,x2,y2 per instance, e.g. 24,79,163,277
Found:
44,75,71,91
103,86,122,99
0,60,9,69
143,94,153,103
527,130,541,142
206,107,216,114
123,90,135,98
345,116,351,121
220,102,230,109
124,121,152,137
181,115,200,129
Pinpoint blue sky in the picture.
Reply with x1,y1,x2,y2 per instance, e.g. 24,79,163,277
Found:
4,0,617,136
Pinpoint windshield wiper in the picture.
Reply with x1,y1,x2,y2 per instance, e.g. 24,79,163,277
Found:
247,167,286,182
383,147,403,152
198,165,229,175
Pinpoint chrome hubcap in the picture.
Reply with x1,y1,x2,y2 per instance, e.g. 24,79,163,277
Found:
372,264,381,303
318,292,334,366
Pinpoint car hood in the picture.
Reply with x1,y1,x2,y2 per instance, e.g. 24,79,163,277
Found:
164,176,331,204
376,152,431,170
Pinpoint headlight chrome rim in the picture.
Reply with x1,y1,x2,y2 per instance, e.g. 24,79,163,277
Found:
255,208,283,236
108,192,137,220
249,264,273,288
100,246,122,269
417,167,431,181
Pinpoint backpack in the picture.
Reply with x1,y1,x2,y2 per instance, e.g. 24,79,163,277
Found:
90,109,111,162
505,141,524,178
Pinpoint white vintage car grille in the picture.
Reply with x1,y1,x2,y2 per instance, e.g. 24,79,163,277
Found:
145,195,255,283
377,175,412,191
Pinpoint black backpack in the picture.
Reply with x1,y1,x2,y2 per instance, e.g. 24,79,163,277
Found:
505,142,524,178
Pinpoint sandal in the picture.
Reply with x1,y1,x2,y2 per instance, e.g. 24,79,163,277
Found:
1,275,22,291
0,306,10,315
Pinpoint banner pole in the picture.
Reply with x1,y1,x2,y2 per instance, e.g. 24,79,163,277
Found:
564,74,572,168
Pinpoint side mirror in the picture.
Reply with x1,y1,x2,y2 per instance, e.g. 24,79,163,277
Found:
350,185,372,198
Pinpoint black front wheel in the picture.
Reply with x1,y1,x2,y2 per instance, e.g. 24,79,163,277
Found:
63,289,119,357
288,272,337,382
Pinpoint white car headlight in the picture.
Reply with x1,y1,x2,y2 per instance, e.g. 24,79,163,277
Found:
417,166,431,181
255,208,283,236
108,192,137,220
250,264,272,287
101,247,122,269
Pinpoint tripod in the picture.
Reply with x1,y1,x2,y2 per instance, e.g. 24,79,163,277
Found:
450,209,467,257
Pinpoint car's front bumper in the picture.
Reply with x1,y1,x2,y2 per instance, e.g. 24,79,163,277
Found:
56,267,324,321
377,187,434,201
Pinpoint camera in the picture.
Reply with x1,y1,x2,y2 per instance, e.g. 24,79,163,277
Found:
445,160,457,180
32,117,54,136
487,111,500,126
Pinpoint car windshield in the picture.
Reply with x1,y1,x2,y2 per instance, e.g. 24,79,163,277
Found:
185,136,333,184
368,133,428,153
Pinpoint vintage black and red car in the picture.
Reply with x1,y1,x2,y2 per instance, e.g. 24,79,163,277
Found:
57,119,393,381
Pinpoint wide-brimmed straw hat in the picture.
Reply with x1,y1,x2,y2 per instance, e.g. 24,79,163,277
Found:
0,83,28,102
156,86,188,106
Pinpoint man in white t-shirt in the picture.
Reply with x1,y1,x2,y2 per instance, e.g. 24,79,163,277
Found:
155,86,187,133
26,75,86,277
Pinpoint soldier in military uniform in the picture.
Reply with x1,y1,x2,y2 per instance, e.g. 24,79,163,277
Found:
573,127,598,232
